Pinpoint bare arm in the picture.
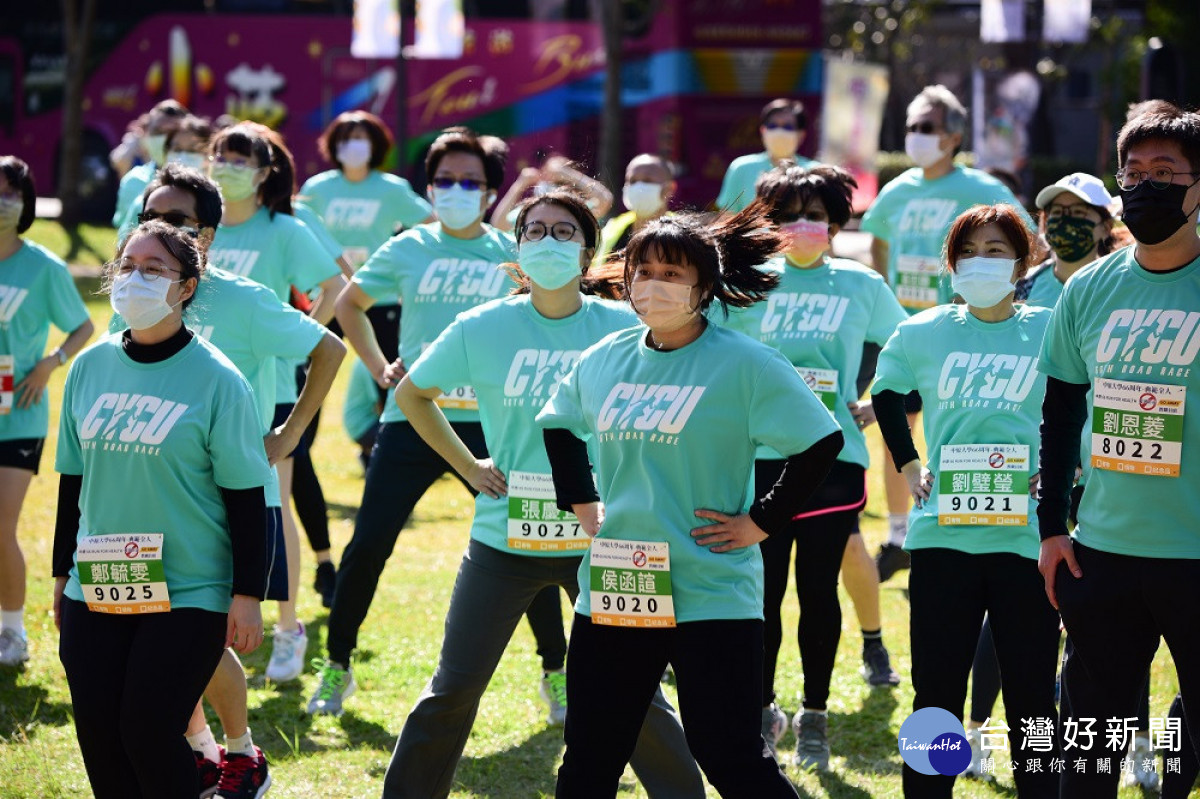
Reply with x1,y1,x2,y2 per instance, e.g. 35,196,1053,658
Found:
335,281,392,388
490,167,541,233
264,331,346,465
307,273,349,326
870,236,890,282
16,319,95,409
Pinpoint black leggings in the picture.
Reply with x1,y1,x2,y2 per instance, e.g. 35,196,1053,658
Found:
59,598,226,799
756,459,864,710
327,421,564,667
292,366,331,553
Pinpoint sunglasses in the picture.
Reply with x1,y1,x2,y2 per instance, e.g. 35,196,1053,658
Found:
431,177,485,191
906,122,941,135
763,123,798,132
138,210,198,228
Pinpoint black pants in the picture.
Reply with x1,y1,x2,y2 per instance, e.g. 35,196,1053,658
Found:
1056,544,1200,798
905,548,1060,799
59,598,226,799
1162,693,1199,799
756,459,864,710
326,421,564,667
291,365,331,553
556,614,798,798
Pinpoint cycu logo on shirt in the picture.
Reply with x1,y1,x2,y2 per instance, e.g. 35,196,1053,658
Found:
78,393,189,455
596,383,706,445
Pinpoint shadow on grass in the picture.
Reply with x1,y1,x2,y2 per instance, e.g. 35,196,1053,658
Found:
0,669,74,740
63,223,109,267
326,501,360,523
454,725,564,797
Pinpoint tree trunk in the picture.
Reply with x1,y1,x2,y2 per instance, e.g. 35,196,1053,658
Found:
598,1,623,194
57,0,97,228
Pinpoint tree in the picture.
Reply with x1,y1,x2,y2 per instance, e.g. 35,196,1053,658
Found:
597,0,623,195
57,0,97,228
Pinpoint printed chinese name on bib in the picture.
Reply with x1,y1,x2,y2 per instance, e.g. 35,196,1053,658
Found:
1091,378,1185,477
896,255,940,310
589,539,675,628
938,444,1030,525
0,355,12,415
77,534,170,614
797,366,838,411
506,470,589,552
434,385,478,410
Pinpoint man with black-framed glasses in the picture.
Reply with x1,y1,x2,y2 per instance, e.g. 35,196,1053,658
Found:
860,84,1032,583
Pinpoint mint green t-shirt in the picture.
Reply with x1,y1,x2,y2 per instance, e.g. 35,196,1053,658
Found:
292,202,348,261
298,170,431,267
110,266,326,507
57,333,271,613
1021,263,1066,309
536,323,841,622
112,162,156,229
724,255,906,467
0,241,91,441
343,358,381,442
861,166,1032,314
716,152,816,213
410,294,637,558
1039,247,1200,558
872,303,1051,559
208,207,340,404
354,223,518,423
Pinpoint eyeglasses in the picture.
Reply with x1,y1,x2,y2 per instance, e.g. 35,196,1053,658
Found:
138,210,197,228
519,221,580,242
906,122,941,135
1045,204,1099,220
431,176,485,191
114,259,182,281
763,122,797,132
1114,167,1200,190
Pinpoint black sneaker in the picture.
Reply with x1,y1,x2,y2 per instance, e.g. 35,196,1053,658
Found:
875,543,911,582
862,640,901,687
313,561,336,608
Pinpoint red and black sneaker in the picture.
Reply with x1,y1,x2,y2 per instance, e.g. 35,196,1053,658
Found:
195,746,224,799
216,746,272,799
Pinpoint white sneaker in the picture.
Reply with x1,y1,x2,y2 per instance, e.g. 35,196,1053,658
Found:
265,623,307,682
0,629,29,666
539,669,568,726
1122,736,1160,791
761,703,789,760
964,727,993,781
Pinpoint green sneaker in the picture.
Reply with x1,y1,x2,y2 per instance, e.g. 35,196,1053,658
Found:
539,669,568,726
306,659,356,716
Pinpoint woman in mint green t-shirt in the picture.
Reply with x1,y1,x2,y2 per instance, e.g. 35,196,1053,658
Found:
381,190,703,798
725,164,908,767
871,204,1059,798
0,156,93,668
53,221,270,798
538,207,843,798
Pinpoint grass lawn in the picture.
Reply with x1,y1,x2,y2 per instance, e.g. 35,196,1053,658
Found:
0,227,1187,797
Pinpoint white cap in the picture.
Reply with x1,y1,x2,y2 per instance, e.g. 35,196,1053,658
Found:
1035,172,1114,210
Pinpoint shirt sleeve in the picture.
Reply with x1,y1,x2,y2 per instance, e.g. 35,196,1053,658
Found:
354,237,404,302
407,315,470,392
748,349,842,456
866,276,909,345
248,287,327,362
535,357,592,441
860,188,893,240
210,378,272,491
390,179,433,228
54,363,84,475
283,216,341,293
1037,282,1089,384
293,203,345,260
45,259,91,334
871,324,918,396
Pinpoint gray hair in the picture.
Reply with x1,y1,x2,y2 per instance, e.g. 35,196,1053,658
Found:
908,85,968,137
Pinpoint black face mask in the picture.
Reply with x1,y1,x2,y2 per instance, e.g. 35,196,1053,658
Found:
1120,180,1198,245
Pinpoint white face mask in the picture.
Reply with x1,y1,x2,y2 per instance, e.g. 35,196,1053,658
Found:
0,196,23,230
630,279,699,334
951,257,1016,308
337,139,372,169
623,182,665,218
111,270,182,329
166,151,206,171
433,185,485,231
762,128,800,160
905,132,949,169
144,134,168,165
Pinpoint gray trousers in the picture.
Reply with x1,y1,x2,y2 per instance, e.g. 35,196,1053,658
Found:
381,539,705,798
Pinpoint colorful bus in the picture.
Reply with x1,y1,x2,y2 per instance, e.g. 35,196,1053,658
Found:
0,1,820,221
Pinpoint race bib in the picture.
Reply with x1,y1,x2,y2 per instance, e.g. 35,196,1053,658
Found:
589,539,675,628
0,355,12,415
796,366,839,411
1091,378,1185,477
895,255,941,310
506,471,589,552
937,444,1030,526
434,385,478,410
342,247,371,270
77,534,170,614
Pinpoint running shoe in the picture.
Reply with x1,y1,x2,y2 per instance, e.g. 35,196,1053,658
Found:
195,746,224,799
875,543,911,582
539,669,568,726
313,561,336,609
1121,736,1160,791
307,659,356,716
861,640,901,687
0,629,29,667
760,703,789,760
216,746,271,799
793,711,830,771
963,727,993,781
265,623,307,682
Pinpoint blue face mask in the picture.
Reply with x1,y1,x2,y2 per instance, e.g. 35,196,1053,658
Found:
518,237,583,290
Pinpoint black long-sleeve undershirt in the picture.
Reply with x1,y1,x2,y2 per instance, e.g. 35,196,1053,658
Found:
542,427,844,537
871,389,920,472
1036,376,1090,540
